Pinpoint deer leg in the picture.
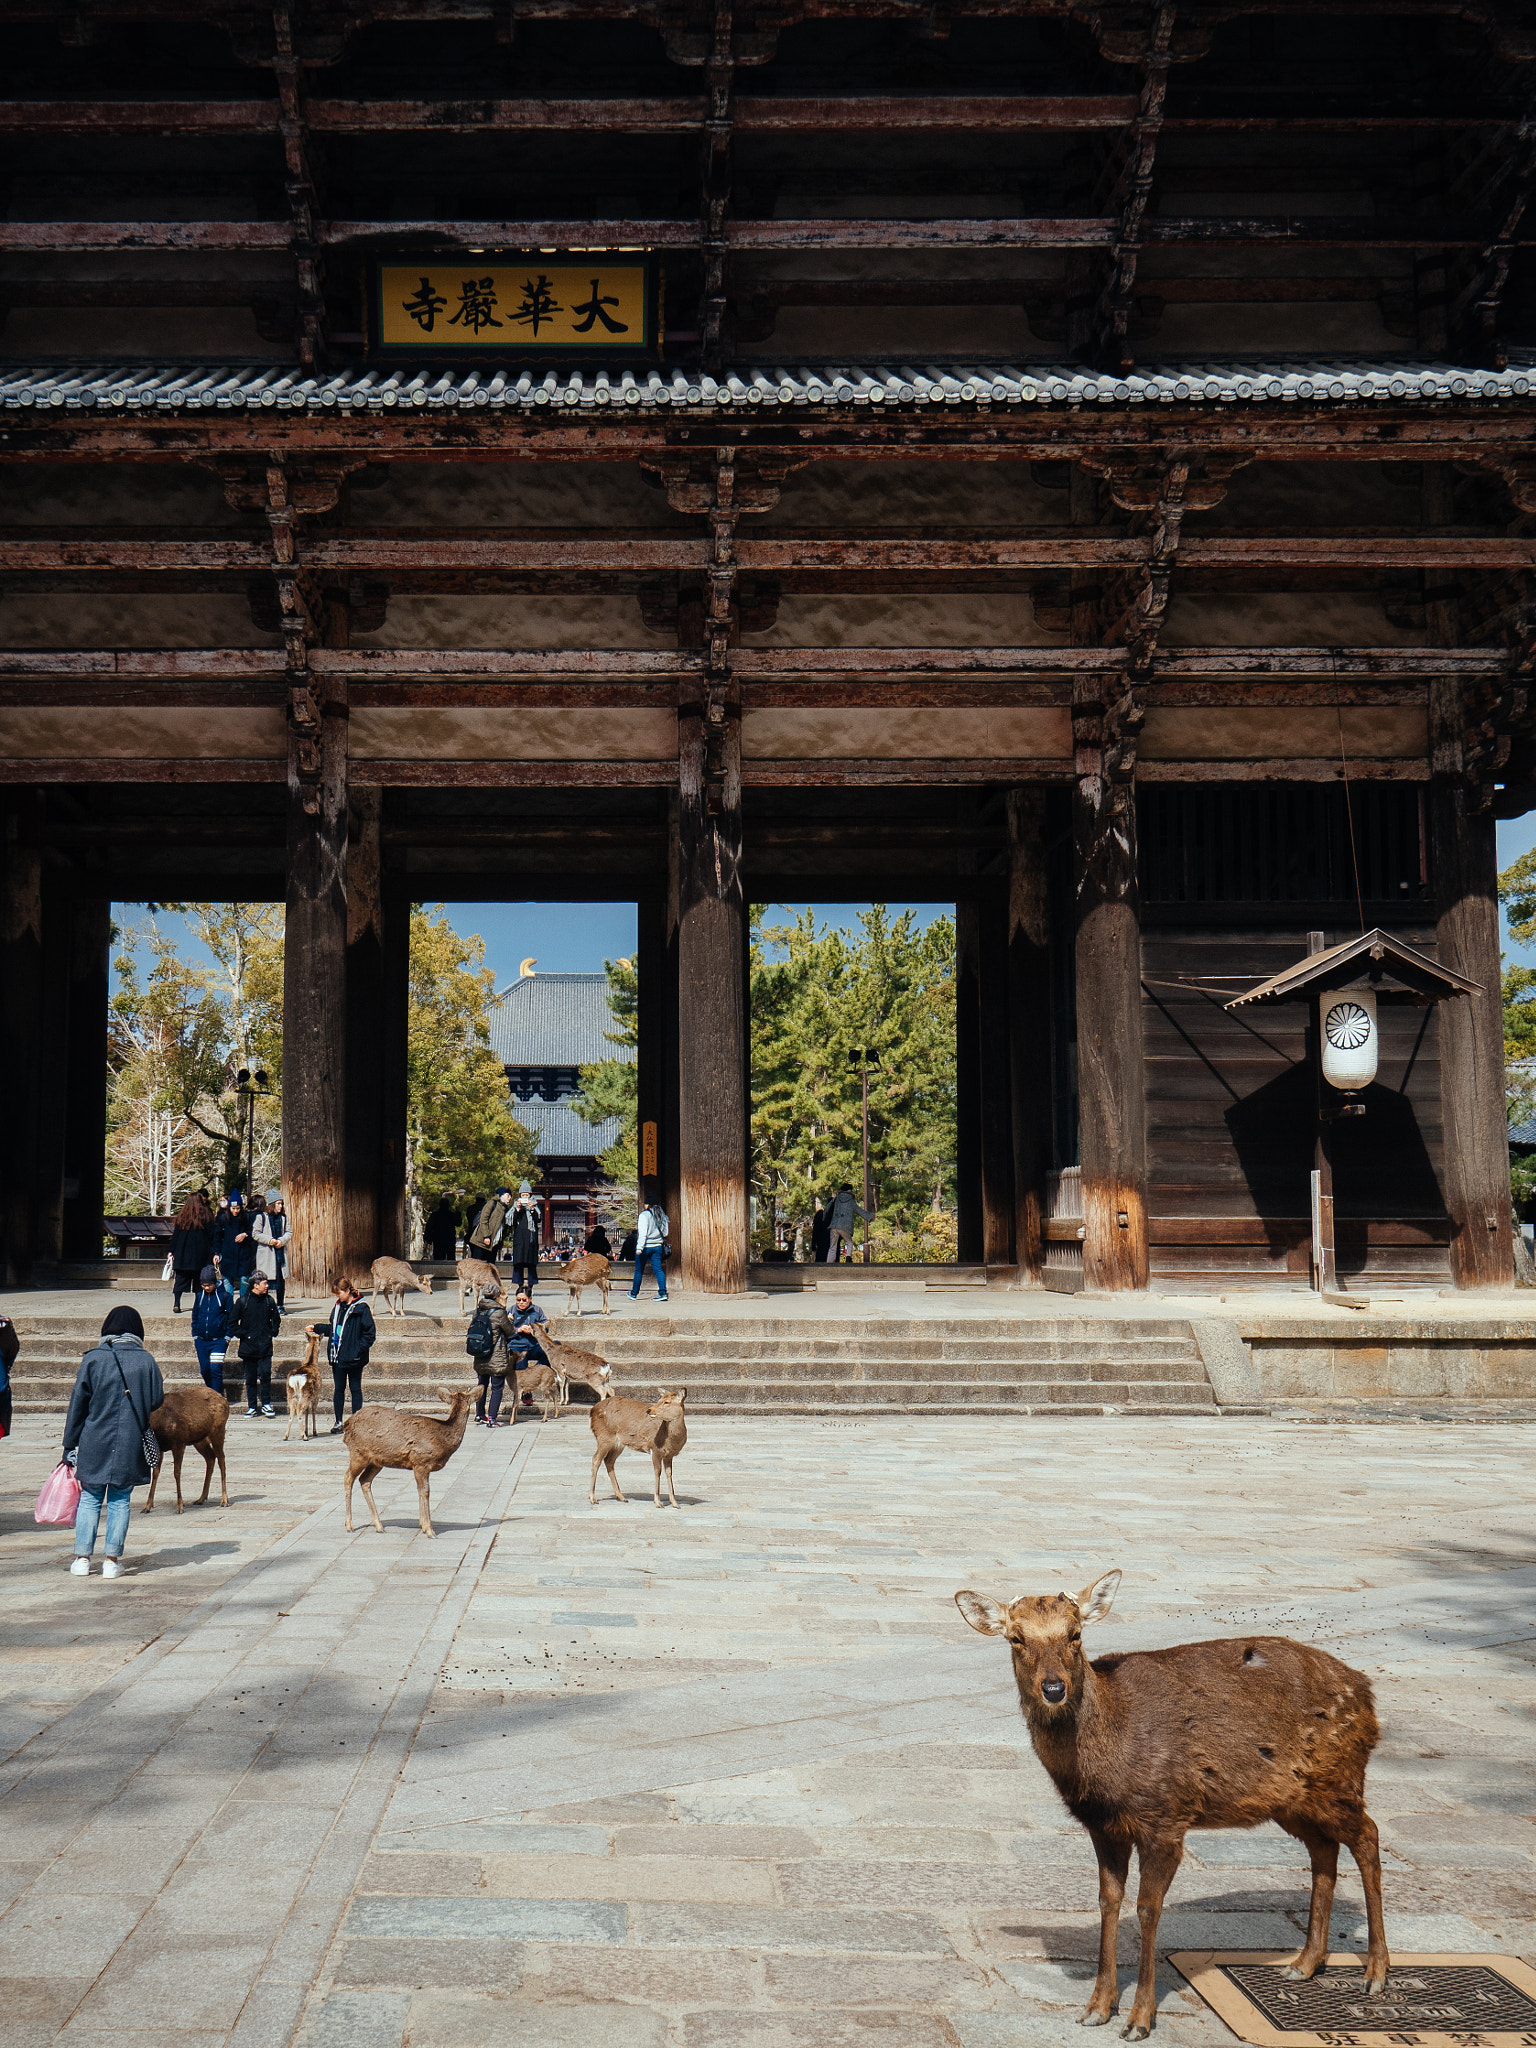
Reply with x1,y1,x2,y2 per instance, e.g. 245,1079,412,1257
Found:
1123,1833,1184,2040
196,1440,214,1505
1081,1829,1130,2026
343,1465,357,1532
414,1465,435,1538
216,1438,228,1506
650,1447,664,1506
173,1443,187,1513
1343,1812,1389,1995
606,1449,626,1501
664,1453,679,1507
600,1279,610,1315
358,1467,385,1533
1281,1824,1339,1983
144,1455,161,1513
589,1444,605,1504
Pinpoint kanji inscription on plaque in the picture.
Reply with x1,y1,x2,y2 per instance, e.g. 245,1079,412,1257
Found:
1170,1953,1536,2048
373,258,655,353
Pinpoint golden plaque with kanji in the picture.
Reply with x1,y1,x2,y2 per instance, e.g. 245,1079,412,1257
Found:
372,258,655,354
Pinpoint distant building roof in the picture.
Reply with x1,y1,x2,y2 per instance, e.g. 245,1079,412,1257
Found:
1512,1118,1536,1147
489,973,634,1068
512,1096,622,1161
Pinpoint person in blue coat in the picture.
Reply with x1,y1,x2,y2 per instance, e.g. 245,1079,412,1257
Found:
62,1305,164,1579
211,1189,256,1304
190,1266,231,1395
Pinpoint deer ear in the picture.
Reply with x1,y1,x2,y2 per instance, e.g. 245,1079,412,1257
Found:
1077,1570,1121,1625
955,1590,1009,1635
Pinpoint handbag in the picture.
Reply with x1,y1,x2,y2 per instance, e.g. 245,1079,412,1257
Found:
161,1252,174,1281
35,1460,82,1525
111,1348,161,1471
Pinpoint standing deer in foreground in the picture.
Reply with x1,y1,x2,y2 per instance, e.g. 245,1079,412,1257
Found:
284,1330,322,1440
457,1255,500,1317
370,1256,435,1318
144,1386,229,1512
956,1571,1387,2041
589,1387,687,1506
342,1386,476,1538
562,1250,612,1316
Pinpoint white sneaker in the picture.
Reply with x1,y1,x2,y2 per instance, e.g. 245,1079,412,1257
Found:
69,1556,91,1575
101,1558,124,1579
261,1404,275,1417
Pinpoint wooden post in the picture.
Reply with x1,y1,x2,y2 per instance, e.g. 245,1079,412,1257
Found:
955,897,982,1264
1007,789,1053,1284
676,700,748,1292
1430,681,1514,1286
35,878,72,1267
282,681,348,1296
637,882,666,1200
977,880,1015,1266
63,895,111,1261
661,790,683,1258
378,861,410,1261
1,793,44,1286
344,785,383,1273
1072,685,1149,1291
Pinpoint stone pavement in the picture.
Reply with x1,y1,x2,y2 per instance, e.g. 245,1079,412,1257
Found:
2,1405,1533,2048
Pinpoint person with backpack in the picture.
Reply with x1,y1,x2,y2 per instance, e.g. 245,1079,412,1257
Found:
190,1265,231,1395
308,1279,377,1435
232,1272,282,1417
465,1279,514,1426
629,1186,670,1302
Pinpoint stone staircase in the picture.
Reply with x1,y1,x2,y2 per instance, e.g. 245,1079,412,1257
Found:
8,1312,1218,1417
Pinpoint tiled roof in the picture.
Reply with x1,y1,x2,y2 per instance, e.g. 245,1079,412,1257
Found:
3,357,1534,412
490,972,633,1068
511,1094,623,1162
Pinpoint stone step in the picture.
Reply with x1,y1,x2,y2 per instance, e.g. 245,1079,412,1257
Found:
6,1313,1204,1343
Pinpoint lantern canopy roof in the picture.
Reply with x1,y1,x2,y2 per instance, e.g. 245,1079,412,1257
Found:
1225,928,1481,1011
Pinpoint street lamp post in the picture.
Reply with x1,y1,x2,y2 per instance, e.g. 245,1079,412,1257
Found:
235,1066,270,1196
848,1048,880,1264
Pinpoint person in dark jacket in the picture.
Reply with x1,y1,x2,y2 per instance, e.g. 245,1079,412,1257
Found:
472,1280,516,1427
585,1222,612,1258
211,1190,256,1304
169,1189,213,1311
63,1305,164,1578
0,1312,17,1441
810,1201,830,1265
425,1197,459,1262
309,1279,377,1434
233,1273,282,1416
508,1182,542,1293
190,1266,231,1394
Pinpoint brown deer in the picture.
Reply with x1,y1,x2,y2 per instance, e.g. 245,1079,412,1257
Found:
956,1571,1387,2040
284,1331,322,1440
370,1256,435,1318
543,1331,613,1404
562,1250,612,1316
589,1387,687,1507
144,1386,229,1513
342,1386,476,1538
517,1357,565,1419
457,1254,500,1317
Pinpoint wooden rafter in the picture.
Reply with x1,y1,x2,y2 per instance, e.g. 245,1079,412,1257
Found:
1094,4,1176,373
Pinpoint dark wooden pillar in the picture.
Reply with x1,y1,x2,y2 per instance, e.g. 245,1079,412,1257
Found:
1430,681,1513,1287
1,793,44,1285
36,879,73,1267
677,705,748,1292
661,790,683,1248
1073,694,1149,1291
637,883,666,1198
62,895,111,1262
1007,789,1053,1284
378,860,410,1261
283,685,348,1296
344,785,384,1274
978,883,1015,1265
955,897,982,1263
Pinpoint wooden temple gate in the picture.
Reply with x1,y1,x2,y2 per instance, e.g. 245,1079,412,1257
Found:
0,0,1529,1295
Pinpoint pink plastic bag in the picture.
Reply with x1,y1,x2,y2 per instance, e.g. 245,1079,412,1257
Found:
34,1461,82,1526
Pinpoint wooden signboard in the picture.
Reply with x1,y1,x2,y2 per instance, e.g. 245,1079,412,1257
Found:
371,257,657,355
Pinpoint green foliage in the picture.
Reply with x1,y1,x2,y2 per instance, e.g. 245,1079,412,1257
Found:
1499,846,1536,946
569,954,640,1197
406,906,537,1242
749,904,957,1259
1504,963,1536,1069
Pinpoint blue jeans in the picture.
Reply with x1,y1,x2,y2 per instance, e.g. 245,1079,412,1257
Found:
75,1482,133,1558
194,1339,225,1395
630,1248,667,1298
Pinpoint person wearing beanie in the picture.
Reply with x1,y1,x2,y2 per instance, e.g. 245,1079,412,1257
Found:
63,1307,163,1578
252,1187,291,1312
191,1265,231,1395
509,1180,542,1295
211,1189,256,1304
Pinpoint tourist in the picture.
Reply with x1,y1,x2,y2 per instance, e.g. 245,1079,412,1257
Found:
310,1278,377,1435
468,1188,513,1262
233,1271,282,1417
824,1183,867,1262
63,1305,163,1579
585,1220,612,1258
252,1188,290,1310
0,1311,16,1443
471,1279,514,1427
618,1221,638,1262
425,1196,459,1261
629,1188,669,1302
169,1189,213,1311
509,1181,542,1293
267,1191,291,1309
190,1265,229,1395
810,1199,831,1264
212,1189,256,1303
508,1284,552,1411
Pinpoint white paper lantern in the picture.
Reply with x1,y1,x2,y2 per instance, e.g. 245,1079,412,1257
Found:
1320,988,1377,1090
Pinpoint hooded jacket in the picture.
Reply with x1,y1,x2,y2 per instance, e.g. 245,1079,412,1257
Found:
233,1290,283,1361
63,1335,165,1490
469,1195,509,1253
191,1290,231,1343
212,1204,257,1277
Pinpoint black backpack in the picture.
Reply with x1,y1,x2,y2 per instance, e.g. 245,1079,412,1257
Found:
465,1306,497,1360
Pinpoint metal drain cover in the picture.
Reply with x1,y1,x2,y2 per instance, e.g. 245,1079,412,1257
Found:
1169,1952,1536,2047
